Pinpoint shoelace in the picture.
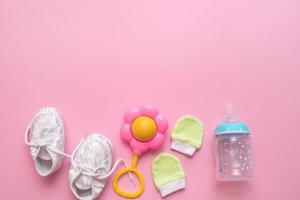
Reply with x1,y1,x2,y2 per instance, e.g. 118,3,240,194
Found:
24,122,71,159
71,138,136,186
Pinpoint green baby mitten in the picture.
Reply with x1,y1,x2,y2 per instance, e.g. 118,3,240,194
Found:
171,115,204,156
152,153,185,197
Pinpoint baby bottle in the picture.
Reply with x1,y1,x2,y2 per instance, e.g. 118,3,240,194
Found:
214,104,252,181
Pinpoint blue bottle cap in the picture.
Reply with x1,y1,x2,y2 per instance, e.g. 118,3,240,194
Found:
215,122,250,135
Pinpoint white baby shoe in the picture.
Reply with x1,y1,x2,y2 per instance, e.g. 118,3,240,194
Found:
69,134,125,200
25,107,69,176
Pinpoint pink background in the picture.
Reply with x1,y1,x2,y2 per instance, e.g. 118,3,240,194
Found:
1,0,300,199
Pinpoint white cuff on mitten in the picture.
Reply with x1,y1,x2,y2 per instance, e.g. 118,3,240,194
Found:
171,140,197,157
158,178,185,197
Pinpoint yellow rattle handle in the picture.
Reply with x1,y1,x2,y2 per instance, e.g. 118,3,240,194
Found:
113,154,145,198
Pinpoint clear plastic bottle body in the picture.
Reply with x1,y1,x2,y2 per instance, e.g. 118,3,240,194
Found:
214,133,252,181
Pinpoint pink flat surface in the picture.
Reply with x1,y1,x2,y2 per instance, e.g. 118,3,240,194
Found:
1,0,300,199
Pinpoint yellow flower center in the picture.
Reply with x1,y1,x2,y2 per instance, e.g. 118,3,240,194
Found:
131,116,157,142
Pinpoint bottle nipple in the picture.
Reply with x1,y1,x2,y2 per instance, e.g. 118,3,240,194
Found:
223,103,239,122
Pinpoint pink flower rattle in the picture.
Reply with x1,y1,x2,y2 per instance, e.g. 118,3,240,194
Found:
113,105,168,198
